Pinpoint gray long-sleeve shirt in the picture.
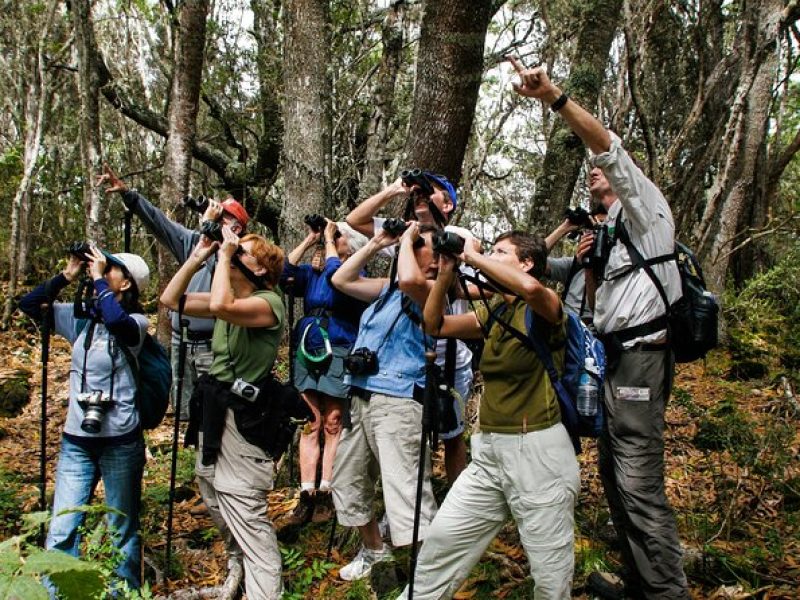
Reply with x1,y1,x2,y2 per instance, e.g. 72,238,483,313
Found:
122,190,217,339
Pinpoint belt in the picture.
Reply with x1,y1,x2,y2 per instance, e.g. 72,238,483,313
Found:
185,330,213,342
631,342,669,352
350,386,425,405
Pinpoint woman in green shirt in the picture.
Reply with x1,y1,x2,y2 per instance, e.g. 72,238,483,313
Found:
161,225,286,600
400,230,580,600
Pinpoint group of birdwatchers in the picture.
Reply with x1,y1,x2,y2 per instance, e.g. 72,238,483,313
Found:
20,62,691,599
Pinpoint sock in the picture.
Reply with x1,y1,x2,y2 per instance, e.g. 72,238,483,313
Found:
300,482,314,493
319,480,332,491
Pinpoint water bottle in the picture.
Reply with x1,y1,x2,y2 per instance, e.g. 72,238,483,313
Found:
577,357,599,417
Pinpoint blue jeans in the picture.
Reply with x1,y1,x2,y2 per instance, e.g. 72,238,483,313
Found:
46,435,145,591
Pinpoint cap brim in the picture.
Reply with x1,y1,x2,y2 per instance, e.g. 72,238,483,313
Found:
102,250,126,269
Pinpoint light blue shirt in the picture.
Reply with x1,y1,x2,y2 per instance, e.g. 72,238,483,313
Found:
345,285,432,398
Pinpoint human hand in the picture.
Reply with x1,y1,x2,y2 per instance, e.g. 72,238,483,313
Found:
373,227,401,250
438,253,459,276
506,57,562,104
96,163,128,194
87,244,107,280
576,230,595,263
324,219,339,243
400,220,420,245
63,255,85,282
218,225,240,259
191,234,219,263
202,198,224,223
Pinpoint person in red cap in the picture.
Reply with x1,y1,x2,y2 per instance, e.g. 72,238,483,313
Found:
97,164,246,600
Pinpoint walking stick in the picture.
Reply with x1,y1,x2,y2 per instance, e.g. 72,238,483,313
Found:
408,350,440,600
38,299,52,546
165,314,189,578
285,279,298,486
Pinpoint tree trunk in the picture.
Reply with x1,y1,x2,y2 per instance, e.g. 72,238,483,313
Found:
696,0,781,293
73,0,105,243
403,0,496,185
526,0,622,234
2,0,58,328
156,0,209,344
360,2,405,197
281,0,333,248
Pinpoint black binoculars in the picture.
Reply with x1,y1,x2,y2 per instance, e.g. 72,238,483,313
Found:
432,230,465,256
67,242,94,263
183,194,210,214
382,218,408,238
400,168,434,198
304,213,327,233
581,224,614,273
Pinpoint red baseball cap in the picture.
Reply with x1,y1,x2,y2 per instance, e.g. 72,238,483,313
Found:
221,198,250,228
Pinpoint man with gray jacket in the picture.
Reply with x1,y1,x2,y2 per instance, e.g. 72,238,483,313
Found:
98,164,245,599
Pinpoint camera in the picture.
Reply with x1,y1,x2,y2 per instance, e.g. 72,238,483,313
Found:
231,378,260,402
67,242,93,263
382,218,408,238
304,213,327,233
581,224,614,274
344,347,379,375
183,194,210,214
432,230,464,256
200,220,223,242
77,391,114,434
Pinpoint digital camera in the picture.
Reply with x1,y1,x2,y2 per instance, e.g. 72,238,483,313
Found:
230,378,260,402
432,230,464,256
77,391,114,434
344,347,379,375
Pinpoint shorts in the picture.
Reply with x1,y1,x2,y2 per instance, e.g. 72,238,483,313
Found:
293,345,350,399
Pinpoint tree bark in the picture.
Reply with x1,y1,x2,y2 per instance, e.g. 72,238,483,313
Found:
72,0,105,243
403,0,496,186
155,0,209,344
696,0,782,292
2,0,59,328
281,0,333,248
526,0,623,234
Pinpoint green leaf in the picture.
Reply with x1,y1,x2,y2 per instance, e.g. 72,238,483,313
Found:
21,550,98,575
48,569,105,600
0,574,10,597
0,552,20,576
20,511,50,531
4,575,48,600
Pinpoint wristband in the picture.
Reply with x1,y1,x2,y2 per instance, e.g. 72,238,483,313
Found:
550,93,569,112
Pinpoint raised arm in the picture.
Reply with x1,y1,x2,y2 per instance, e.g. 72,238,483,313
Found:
331,229,397,302
545,218,579,252
396,222,433,307
462,241,562,324
423,255,483,339
507,58,611,155
345,178,408,237
160,237,218,318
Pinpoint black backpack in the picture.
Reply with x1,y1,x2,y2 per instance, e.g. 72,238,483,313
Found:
615,219,719,363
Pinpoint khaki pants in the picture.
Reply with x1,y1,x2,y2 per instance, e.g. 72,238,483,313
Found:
399,424,579,600
332,393,437,547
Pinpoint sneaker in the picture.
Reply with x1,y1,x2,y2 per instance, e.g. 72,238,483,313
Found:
339,544,394,581
587,571,624,599
278,490,314,527
311,490,335,523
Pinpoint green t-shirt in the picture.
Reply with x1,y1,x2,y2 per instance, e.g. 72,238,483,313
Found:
209,290,285,383
475,298,566,433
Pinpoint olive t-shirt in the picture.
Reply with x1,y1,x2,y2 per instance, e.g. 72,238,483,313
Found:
209,290,285,383
475,298,566,433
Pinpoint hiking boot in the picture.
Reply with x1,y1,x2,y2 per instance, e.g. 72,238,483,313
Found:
587,571,643,600
339,543,394,581
279,490,314,527
311,490,335,523
189,499,209,517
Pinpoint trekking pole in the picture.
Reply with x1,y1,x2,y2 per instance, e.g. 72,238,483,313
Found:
38,300,52,546
165,316,189,578
408,350,438,600
285,279,298,486
123,208,133,253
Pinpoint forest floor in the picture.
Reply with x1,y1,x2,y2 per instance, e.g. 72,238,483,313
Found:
0,322,798,599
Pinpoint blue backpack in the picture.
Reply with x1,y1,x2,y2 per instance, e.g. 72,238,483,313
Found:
77,319,172,430
524,309,606,452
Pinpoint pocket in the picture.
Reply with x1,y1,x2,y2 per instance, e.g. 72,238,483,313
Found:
240,452,274,491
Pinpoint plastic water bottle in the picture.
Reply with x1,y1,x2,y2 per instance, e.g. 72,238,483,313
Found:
577,357,599,417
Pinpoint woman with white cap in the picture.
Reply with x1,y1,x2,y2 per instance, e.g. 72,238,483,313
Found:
19,244,151,593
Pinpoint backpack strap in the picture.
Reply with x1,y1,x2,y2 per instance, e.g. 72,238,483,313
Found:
561,258,581,302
